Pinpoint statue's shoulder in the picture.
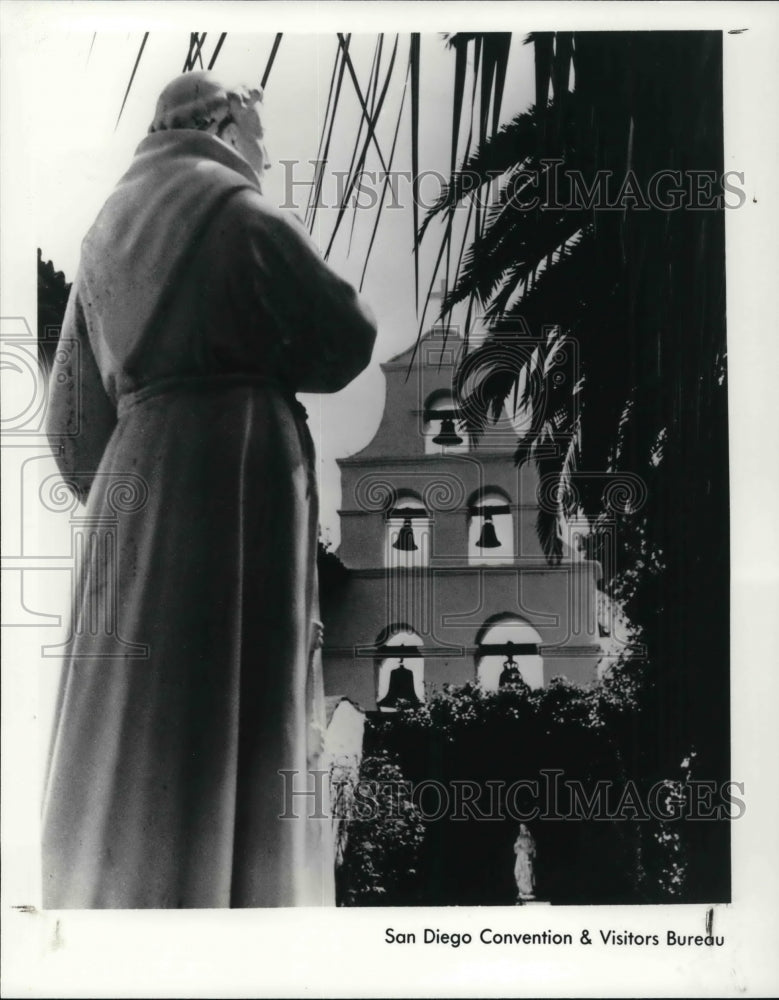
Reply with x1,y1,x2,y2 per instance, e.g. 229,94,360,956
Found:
227,187,308,235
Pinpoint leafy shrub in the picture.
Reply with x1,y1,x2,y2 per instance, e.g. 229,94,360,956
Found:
335,751,426,906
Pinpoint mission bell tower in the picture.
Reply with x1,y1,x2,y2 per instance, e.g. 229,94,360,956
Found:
321,325,602,711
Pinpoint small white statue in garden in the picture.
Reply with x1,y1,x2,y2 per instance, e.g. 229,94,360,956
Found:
513,823,537,903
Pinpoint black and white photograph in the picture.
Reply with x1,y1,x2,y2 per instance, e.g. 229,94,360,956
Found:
2,1,778,996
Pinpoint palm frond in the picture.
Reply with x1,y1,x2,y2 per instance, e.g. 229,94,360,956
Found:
182,33,207,73
359,53,410,290
418,105,564,231
115,32,149,130
207,33,227,71
260,33,283,90
336,33,390,174
308,36,349,230
446,205,583,312
325,35,398,260
345,36,384,254
495,225,594,327
409,33,421,311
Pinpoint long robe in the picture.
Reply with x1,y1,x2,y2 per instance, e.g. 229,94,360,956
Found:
41,129,376,908
513,830,537,900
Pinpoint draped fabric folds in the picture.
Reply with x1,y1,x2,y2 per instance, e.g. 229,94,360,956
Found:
42,130,376,908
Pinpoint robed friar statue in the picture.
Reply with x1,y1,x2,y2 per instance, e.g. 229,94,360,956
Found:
42,71,376,908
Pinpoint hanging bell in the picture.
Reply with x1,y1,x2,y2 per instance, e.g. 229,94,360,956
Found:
499,655,521,688
377,659,421,709
476,510,501,548
432,416,463,446
393,517,418,551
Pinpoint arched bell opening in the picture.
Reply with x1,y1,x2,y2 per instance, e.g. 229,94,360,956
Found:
385,492,430,569
475,616,544,691
374,627,425,712
423,390,468,455
467,487,514,565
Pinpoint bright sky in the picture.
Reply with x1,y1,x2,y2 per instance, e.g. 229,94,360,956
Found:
31,28,535,542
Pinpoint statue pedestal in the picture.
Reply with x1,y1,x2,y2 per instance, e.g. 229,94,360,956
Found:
515,898,551,906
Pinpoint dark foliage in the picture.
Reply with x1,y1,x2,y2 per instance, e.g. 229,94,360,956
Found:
421,31,730,902
317,538,349,636
335,751,426,906
37,248,71,374
350,675,693,905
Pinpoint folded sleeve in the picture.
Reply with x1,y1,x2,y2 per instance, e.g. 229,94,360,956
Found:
226,191,377,393
46,282,117,503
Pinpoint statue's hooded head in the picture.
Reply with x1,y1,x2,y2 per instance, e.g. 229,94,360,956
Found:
149,70,270,185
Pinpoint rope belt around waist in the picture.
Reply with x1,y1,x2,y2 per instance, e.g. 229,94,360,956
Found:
116,373,308,422
116,373,316,491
